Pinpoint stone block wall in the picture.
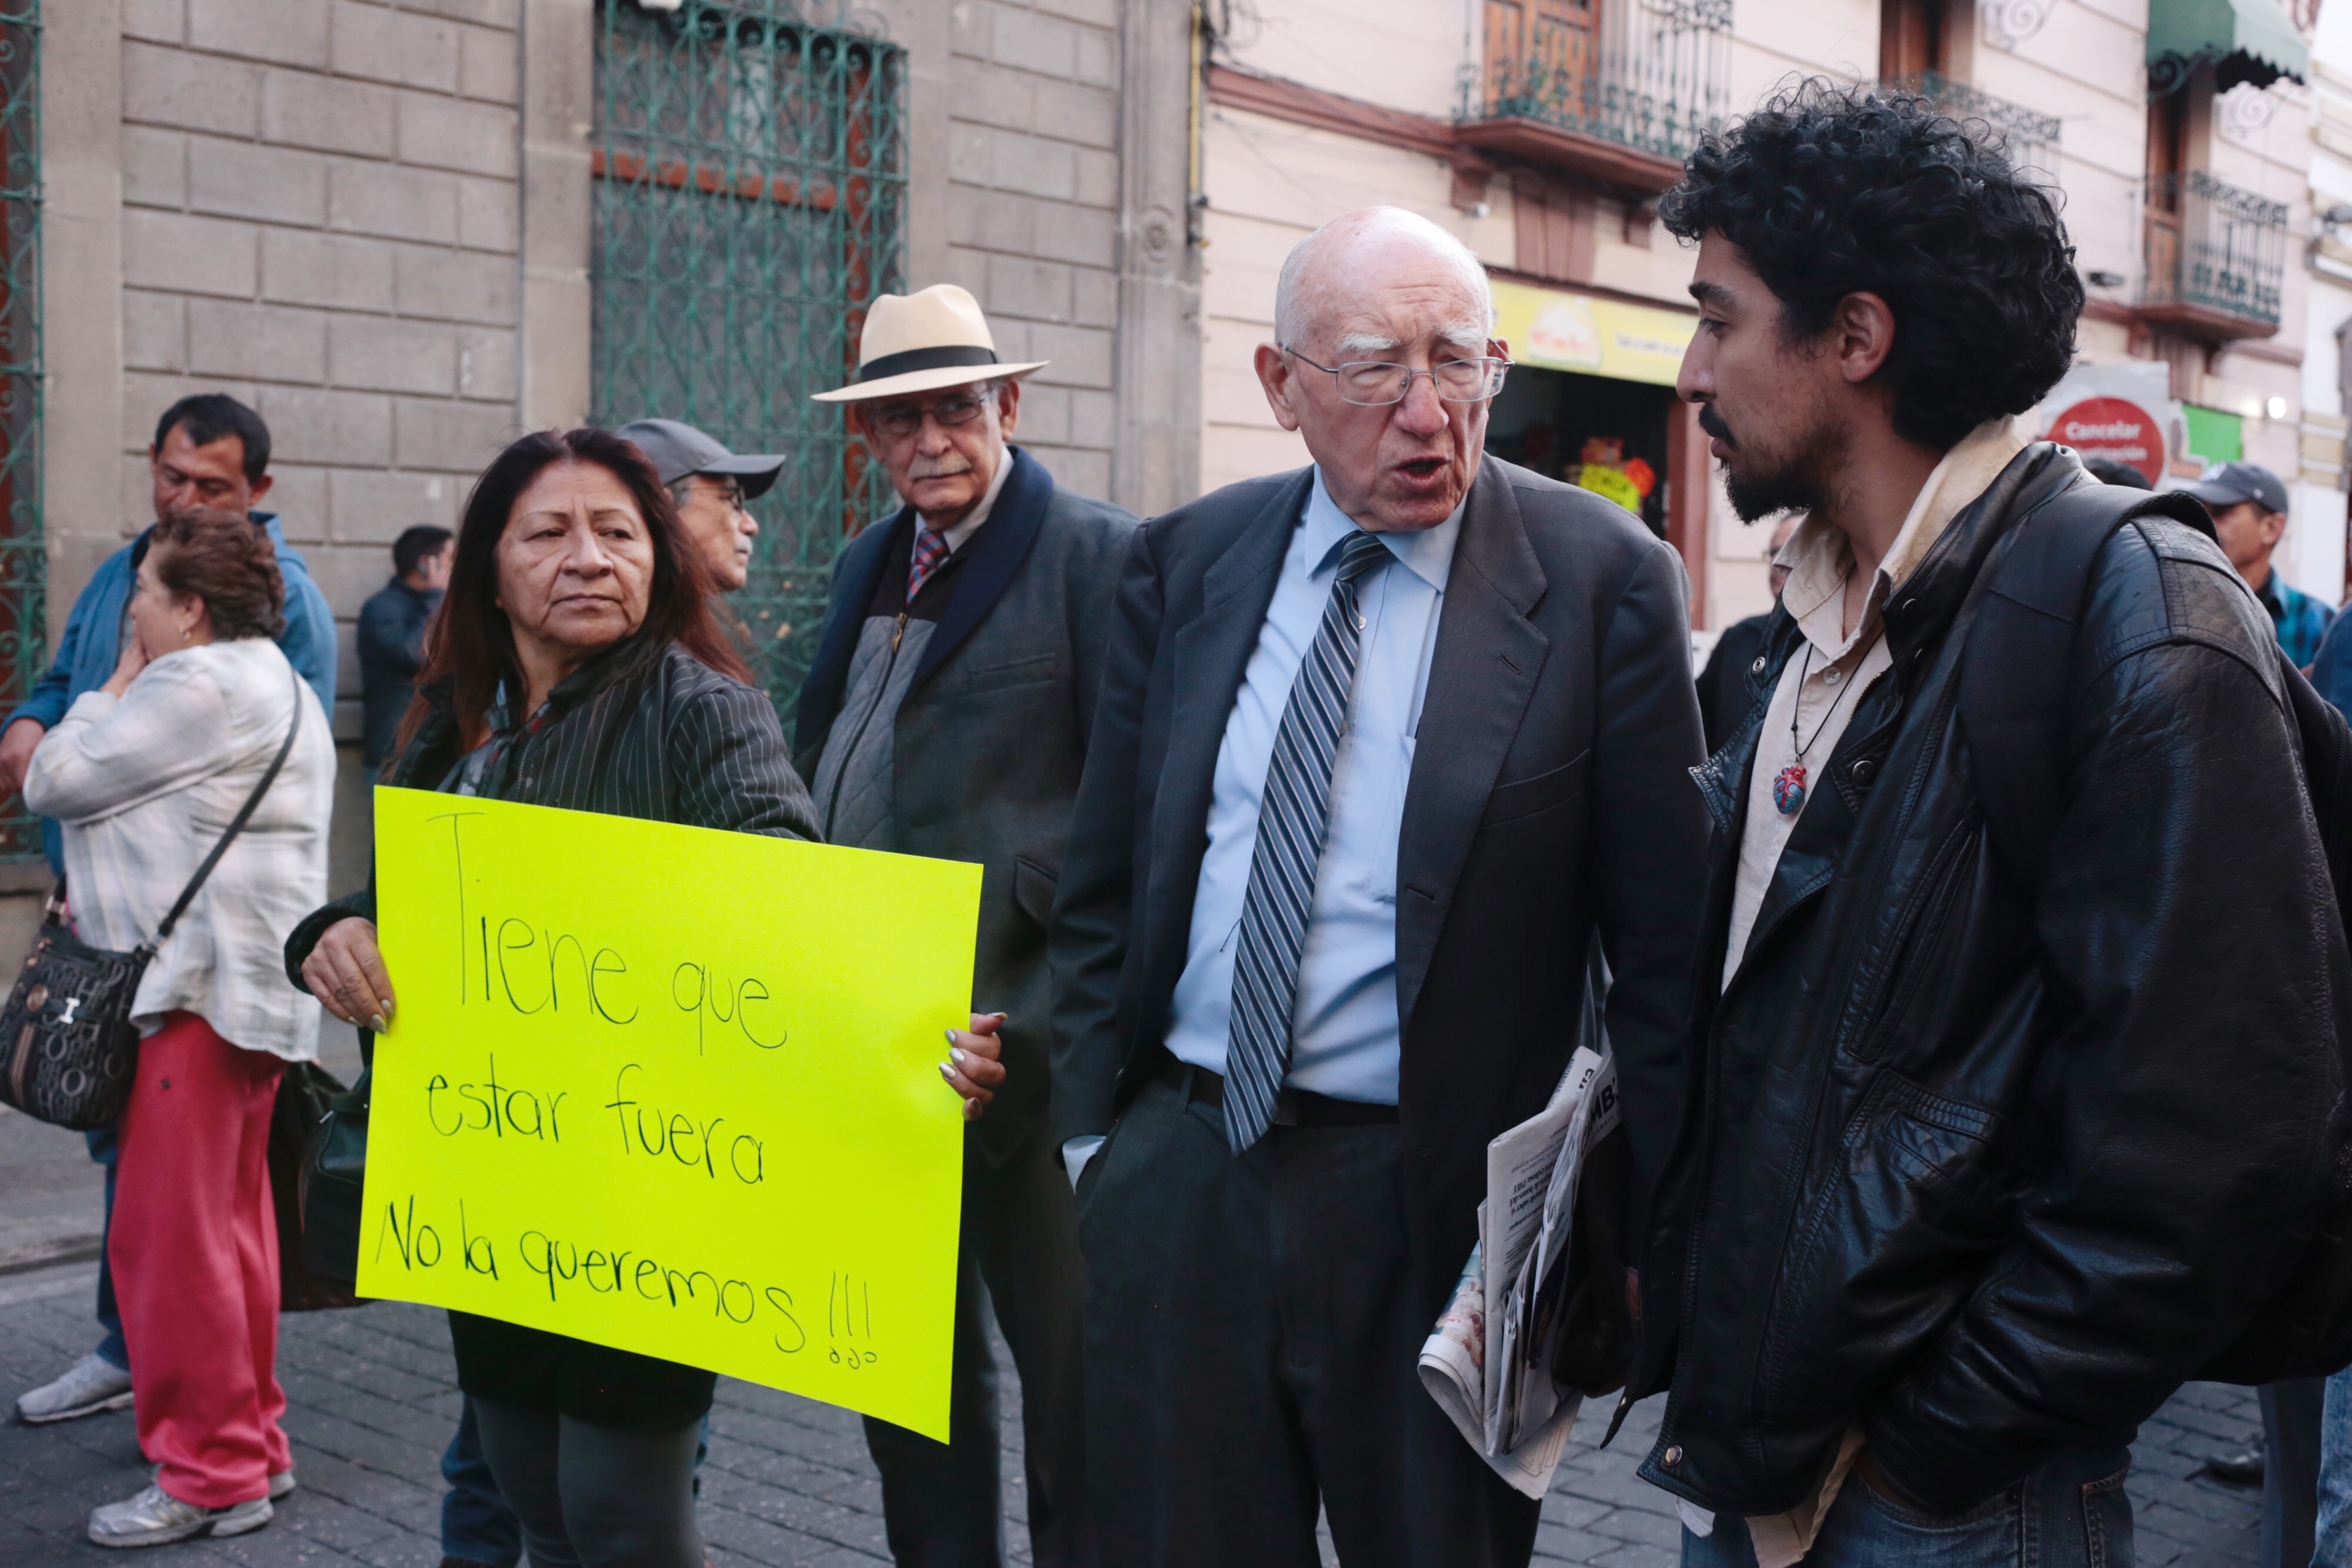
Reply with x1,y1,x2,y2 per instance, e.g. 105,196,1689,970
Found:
115,0,525,733
939,0,1122,503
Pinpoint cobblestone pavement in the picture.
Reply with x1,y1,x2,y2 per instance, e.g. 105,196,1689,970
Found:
0,1249,2270,1568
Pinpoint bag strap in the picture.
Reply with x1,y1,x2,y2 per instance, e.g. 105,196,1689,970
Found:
1958,483,2214,895
151,662,304,946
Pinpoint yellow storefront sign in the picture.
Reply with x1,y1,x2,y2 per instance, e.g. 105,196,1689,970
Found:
358,786,982,1440
1490,278,1697,387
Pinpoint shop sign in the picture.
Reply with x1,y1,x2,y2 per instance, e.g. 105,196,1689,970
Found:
2044,395,2167,484
1490,279,1696,389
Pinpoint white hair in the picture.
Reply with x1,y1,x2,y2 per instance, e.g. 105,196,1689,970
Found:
1273,207,1497,349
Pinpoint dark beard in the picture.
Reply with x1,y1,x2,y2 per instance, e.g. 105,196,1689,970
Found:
1716,416,1844,524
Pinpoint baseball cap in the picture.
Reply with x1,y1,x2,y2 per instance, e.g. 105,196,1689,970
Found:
2177,460,2288,517
615,418,786,501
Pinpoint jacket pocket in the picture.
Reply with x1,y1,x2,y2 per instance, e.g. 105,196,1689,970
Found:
1479,750,1592,828
958,652,1058,694
1013,856,1058,931
1761,1074,2009,1421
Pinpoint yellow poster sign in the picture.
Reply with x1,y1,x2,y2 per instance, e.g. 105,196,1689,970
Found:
1490,279,1697,387
358,786,982,1440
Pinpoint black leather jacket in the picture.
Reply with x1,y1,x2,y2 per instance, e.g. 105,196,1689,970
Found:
1634,445,2352,1518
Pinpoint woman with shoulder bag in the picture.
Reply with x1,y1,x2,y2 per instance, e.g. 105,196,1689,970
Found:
24,507,335,1548
282,428,1010,1568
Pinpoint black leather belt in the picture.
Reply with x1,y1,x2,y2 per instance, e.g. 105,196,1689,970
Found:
1150,1044,1399,1127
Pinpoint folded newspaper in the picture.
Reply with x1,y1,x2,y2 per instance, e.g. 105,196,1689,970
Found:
1417,1044,1624,1499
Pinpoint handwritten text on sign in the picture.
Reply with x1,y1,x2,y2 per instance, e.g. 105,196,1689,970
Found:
358,786,980,1439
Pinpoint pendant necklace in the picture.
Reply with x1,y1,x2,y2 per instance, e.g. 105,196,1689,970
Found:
1773,633,1878,816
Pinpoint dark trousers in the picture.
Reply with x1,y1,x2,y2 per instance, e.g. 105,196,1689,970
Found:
442,1396,524,1568
1079,1076,1541,1568
2266,1378,2326,1568
862,1123,1094,1568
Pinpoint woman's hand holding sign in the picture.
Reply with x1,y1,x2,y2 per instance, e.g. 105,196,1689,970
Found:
307,916,395,1033
943,1014,1007,1120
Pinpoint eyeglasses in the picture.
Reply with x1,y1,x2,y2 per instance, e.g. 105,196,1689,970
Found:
865,392,993,438
680,478,746,510
1281,347,1511,406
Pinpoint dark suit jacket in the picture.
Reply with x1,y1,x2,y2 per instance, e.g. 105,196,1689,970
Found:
797,446,1139,1165
1696,609,1774,753
1049,456,1709,1316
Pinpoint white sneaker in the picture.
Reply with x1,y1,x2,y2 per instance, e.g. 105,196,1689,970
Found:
16,1350,134,1424
87,1483,272,1548
269,1468,296,1501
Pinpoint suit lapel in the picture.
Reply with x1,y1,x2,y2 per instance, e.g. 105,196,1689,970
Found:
1148,471,1311,961
793,505,906,754
911,445,1054,694
1396,459,1550,1033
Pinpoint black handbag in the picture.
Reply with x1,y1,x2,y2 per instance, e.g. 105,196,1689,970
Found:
0,666,303,1131
270,1056,365,1309
297,1036,371,1289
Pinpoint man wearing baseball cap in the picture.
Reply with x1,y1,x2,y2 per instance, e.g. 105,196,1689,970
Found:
615,417,786,593
2180,459,2336,667
796,284,1134,1567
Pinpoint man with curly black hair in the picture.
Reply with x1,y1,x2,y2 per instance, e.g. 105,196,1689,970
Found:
1632,83,2351,1568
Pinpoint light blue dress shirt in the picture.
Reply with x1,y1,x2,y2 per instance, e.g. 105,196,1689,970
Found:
1167,466,1460,1102
1062,471,1461,1185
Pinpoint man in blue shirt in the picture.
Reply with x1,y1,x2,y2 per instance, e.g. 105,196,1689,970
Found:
2180,461,2335,668
3,391,336,1428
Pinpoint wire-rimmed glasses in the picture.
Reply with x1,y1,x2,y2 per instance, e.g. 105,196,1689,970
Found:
1280,346,1512,405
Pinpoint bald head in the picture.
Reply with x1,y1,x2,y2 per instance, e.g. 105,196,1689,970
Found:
1273,207,1495,352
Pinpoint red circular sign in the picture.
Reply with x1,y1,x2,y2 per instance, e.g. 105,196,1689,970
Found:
2045,396,2165,485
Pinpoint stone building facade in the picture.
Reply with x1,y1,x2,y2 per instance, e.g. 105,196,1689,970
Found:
19,0,1198,921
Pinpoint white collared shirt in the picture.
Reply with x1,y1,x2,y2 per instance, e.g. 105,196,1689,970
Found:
1719,420,2027,992
913,443,1014,558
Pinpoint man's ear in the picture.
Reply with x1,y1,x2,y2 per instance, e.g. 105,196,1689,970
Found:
995,378,1022,439
248,472,274,506
1831,292,1898,387
1255,341,1301,433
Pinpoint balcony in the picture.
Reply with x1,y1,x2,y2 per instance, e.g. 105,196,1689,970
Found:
2140,169,2288,340
1456,0,1732,196
1877,71,2060,179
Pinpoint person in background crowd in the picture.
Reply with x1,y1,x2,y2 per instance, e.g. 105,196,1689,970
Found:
5,392,337,1432
796,281,1133,1568
2081,455,2154,489
1696,512,1801,750
614,418,783,595
285,428,1009,1568
1050,207,1708,1567
24,509,336,1545
358,526,452,780
2180,460,2332,668
1642,85,2347,1568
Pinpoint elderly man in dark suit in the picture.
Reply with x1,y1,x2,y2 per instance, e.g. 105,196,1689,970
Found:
1050,207,1710,1568
797,282,1135,1568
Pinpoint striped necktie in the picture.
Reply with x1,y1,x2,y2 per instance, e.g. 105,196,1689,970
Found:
1223,528,1392,1154
907,526,952,601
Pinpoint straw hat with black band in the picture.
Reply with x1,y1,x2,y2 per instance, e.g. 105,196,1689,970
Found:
811,284,1048,404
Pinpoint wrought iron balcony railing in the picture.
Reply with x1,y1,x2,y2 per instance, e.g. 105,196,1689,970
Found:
2140,169,2288,338
1877,71,2060,179
1461,0,1731,184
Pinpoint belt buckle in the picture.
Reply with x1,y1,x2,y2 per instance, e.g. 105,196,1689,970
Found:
1272,1089,1301,1127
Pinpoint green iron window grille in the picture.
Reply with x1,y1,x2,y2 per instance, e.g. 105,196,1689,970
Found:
0,1,37,862
1467,0,1731,163
592,0,904,724
2142,169,2288,332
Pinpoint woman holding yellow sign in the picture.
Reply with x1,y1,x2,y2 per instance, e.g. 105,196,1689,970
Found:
285,428,1007,1568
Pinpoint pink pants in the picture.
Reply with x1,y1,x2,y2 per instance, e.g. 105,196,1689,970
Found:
111,1011,291,1508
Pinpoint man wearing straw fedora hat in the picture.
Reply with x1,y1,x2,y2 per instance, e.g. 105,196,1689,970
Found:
797,282,1134,1568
